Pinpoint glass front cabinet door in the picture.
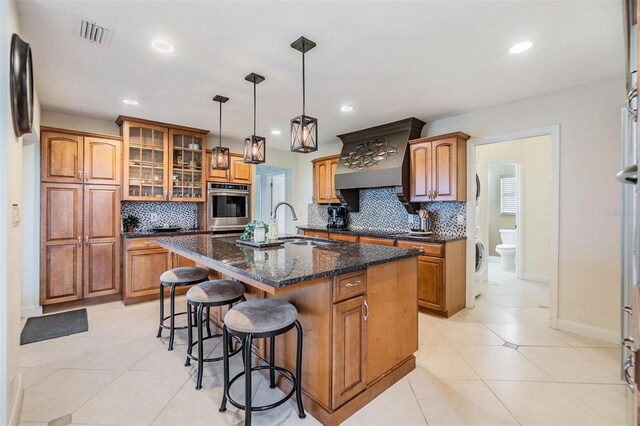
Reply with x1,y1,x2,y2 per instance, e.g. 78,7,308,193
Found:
122,121,168,201
169,130,206,202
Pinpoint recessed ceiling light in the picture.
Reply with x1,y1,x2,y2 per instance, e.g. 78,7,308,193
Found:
271,130,282,135
122,99,140,106
508,40,533,55
151,39,175,53
340,105,354,112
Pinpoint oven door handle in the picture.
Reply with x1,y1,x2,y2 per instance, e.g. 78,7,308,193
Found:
208,191,249,196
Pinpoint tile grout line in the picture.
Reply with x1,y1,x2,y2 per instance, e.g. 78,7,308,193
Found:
482,378,523,426
406,378,429,426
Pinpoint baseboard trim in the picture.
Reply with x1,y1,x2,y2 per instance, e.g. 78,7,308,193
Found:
521,272,550,284
8,372,23,426
557,319,619,344
21,306,42,318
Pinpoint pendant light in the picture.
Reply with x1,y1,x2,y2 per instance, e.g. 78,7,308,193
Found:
243,72,266,164
211,95,230,170
290,36,318,153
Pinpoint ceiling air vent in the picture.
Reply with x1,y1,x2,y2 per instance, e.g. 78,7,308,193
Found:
74,17,113,47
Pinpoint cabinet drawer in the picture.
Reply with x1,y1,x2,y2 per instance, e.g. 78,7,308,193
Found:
333,270,367,303
396,240,444,257
359,236,396,246
304,230,329,239
126,238,161,250
329,233,359,243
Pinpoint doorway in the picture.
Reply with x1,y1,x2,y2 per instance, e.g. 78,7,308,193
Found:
254,165,294,233
467,126,559,329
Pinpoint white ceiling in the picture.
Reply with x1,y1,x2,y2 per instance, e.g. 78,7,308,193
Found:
18,0,623,150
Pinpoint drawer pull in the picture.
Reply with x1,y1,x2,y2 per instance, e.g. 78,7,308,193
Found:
145,241,152,245
345,280,361,288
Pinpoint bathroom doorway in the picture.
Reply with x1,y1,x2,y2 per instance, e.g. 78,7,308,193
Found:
467,127,559,329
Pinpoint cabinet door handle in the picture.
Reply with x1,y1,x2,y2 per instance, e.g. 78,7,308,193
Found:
427,190,431,199
85,171,89,182
624,305,633,315
623,337,635,351
77,236,82,247
345,280,361,288
363,299,369,321
77,171,82,182
84,236,89,245
433,189,438,198
624,355,636,393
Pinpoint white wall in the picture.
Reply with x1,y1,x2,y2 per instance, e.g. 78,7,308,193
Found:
429,76,624,336
1,0,42,423
476,136,553,280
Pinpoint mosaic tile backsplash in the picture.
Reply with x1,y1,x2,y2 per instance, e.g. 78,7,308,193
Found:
121,201,199,231
306,187,466,237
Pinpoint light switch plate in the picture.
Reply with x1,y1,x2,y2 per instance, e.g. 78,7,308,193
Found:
456,214,464,225
11,204,20,227
150,212,158,221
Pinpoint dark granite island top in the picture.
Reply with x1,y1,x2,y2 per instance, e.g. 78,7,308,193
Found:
158,234,421,294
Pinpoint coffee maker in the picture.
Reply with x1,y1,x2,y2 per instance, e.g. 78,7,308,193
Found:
327,206,348,229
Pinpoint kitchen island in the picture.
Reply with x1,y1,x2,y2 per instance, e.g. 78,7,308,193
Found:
159,234,420,425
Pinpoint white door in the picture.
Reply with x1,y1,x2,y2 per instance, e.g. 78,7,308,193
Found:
269,173,287,233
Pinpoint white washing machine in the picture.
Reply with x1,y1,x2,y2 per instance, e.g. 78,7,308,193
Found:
474,236,487,297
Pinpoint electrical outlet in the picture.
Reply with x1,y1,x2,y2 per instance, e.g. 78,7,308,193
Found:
457,214,465,225
150,212,158,221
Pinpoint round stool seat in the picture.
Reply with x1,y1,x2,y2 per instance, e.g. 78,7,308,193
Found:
187,280,245,305
160,266,209,284
225,299,297,335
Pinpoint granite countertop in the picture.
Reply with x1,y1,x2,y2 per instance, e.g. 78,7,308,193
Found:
296,226,467,243
122,229,217,238
158,235,421,289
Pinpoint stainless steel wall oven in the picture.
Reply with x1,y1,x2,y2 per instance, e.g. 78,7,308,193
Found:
206,183,250,231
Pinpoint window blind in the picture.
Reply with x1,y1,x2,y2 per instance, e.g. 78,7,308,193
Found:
500,176,516,215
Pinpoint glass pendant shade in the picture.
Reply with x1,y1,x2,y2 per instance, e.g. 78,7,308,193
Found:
211,145,230,170
243,135,266,164
291,114,318,153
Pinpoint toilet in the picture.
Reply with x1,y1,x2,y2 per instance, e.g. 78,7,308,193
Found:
496,229,516,271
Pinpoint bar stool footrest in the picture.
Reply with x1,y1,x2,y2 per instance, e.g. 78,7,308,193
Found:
224,365,296,412
186,334,243,363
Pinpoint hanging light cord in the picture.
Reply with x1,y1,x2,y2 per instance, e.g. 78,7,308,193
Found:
253,81,257,135
218,101,223,148
302,41,306,116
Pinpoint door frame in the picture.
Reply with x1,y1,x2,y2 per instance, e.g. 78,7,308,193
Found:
484,160,523,279
465,125,560,329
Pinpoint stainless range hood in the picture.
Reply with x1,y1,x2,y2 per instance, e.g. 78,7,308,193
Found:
334,117,425,212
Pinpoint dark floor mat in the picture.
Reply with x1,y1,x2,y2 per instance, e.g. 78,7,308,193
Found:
20,309,88,345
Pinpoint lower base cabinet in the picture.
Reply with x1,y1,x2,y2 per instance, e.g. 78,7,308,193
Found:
396,239,466,317
123,236,206,305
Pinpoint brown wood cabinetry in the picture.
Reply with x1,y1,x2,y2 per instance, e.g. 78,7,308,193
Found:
303,230,329,239
358,236,396,246
40,127,122,309
41,128,121,185
117,116,209,201
329,233,359,243
332,294,367,408
40,184,84,304
40,128,123,309
312,155,340,204
205,152,253,185
409,132,469,202
396,239,466,317
124,244,172,303
83,185,121,298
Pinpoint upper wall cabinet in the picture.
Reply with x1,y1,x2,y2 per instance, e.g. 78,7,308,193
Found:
409,132,470,202
41,129,122,185
205,152,253,185
169,129,205,201
117,116,209,202
312,154,340,204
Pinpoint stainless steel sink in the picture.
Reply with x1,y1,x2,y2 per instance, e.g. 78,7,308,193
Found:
285,240,333,247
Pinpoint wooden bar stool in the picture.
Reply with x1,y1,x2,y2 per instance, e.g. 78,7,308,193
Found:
219,298,306,426
156,266,209,351
185,280,246,389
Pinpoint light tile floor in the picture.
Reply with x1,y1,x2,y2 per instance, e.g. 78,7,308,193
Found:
19,264,626,426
